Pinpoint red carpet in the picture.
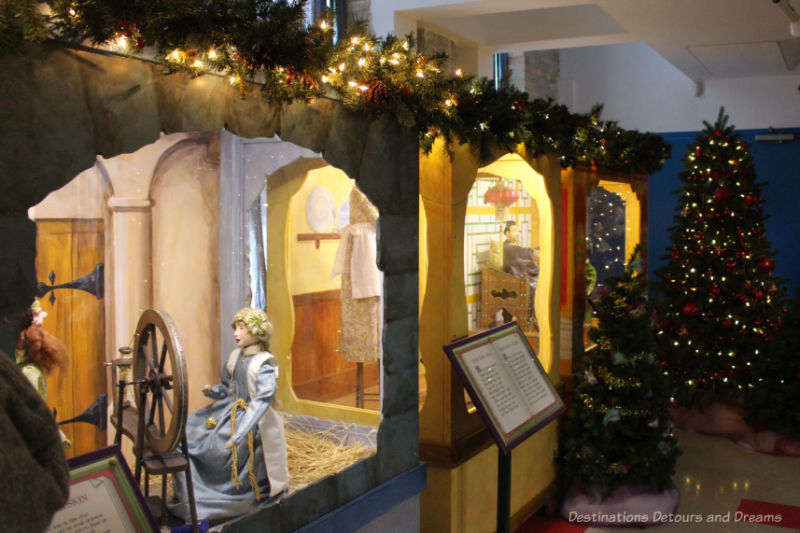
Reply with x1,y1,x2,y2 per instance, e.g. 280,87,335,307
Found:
736,499,800,529
514,515,587,533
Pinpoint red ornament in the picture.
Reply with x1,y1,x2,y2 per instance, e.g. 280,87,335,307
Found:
756,257,774,273
745,194,760,206
715,129,723,137
754,290,764,300
682,303,701,317
713,186,732,202
709,286,721,297
695,149,703,157
721,319,732,328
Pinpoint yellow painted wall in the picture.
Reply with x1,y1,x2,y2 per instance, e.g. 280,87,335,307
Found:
419,143,563,533
421,423,558,533
288,166,354,296
270,160,379,427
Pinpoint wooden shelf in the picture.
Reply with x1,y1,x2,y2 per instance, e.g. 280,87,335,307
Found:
297,233,340,249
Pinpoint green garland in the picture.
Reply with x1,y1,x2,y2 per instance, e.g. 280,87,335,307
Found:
3,0,670,173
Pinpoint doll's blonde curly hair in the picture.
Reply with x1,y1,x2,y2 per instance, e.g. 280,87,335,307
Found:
231,308,273,349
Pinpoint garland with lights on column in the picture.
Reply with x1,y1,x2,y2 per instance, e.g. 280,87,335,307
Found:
2,0,670,173
654,108,786,409
560,246,680,525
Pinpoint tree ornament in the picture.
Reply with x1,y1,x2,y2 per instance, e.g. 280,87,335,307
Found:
363,77,393,106
612,352,632,365
602,408,621,425
713,186,732,202
756,257,774,273
613,459,630,474
745,194,760,206
682,302,701,317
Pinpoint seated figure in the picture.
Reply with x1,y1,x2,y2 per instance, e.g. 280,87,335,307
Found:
170,308,289,522
502,221,539,328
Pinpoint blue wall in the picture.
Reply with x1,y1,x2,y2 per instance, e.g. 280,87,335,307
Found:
649,128,800,294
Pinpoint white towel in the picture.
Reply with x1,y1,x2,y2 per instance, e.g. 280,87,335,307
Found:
331,222,381,298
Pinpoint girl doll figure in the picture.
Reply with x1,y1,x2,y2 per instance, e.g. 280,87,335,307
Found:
170,308,289,522
6,301,70,448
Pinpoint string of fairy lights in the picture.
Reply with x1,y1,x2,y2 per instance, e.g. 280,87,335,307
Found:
655,112,783,402
3,0,670,172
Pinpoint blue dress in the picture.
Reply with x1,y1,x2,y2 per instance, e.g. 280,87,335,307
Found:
169,343,287,521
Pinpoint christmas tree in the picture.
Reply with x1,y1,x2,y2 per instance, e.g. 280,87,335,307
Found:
561,246,679,496
655,108,785,407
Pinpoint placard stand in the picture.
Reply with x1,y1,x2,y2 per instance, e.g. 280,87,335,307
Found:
497,448,511,533
443,321,565,532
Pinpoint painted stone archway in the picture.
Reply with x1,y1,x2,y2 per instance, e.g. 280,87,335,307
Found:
0,43,421,532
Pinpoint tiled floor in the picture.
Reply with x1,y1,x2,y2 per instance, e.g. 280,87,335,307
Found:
518,428,800,532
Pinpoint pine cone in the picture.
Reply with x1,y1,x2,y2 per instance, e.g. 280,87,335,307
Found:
364,78,394,106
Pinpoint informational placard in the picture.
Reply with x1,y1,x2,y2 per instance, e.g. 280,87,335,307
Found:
46,446,158,533
444,321,565,453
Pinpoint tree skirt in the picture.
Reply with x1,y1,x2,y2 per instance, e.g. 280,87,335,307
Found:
561,484,680,527
671,403,800,457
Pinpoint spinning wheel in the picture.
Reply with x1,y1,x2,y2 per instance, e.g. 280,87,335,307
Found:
111,308,197,531
133,308,188,456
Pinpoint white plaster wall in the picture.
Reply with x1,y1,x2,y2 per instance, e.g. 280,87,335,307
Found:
151,139,220,411
559,42,800,132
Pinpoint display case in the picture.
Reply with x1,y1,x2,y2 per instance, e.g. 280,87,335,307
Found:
2,45,421,533
559,166,648,385
419,143,562,532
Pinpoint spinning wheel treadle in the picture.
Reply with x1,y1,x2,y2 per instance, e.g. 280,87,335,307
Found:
133,308,188,456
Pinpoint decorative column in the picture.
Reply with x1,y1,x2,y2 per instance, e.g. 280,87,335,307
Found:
106,197,153,352
558,167,590,386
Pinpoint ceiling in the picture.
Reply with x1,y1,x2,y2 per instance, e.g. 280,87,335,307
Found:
397,0,800,81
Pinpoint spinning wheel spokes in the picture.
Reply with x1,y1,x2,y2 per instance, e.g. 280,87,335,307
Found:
133,309,188,456
159,341,169,373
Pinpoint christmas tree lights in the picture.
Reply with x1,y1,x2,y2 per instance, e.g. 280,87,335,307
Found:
655,108,786,407
561,246,680,495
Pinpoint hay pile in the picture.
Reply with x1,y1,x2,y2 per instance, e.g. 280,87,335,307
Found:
283,417,377,490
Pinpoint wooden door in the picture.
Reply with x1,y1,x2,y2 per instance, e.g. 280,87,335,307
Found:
35,219,106,457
